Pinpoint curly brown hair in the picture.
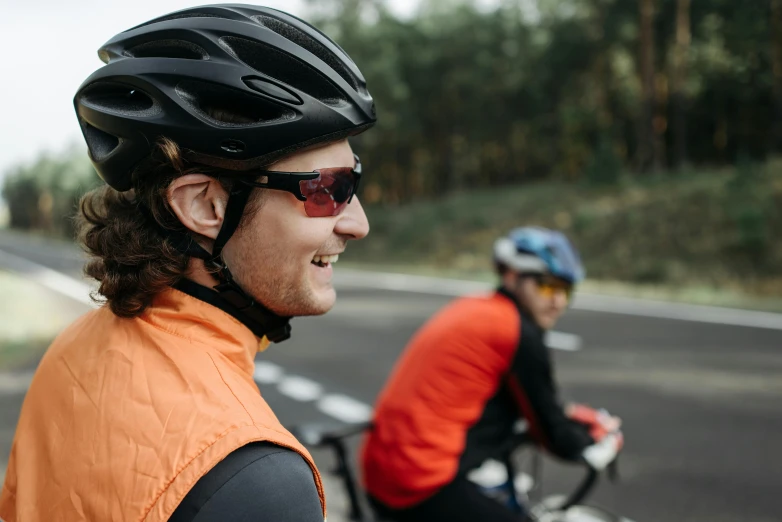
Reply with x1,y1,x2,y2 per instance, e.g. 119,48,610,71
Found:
77,138,261,317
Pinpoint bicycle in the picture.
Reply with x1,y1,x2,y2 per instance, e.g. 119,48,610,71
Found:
292,422,636,522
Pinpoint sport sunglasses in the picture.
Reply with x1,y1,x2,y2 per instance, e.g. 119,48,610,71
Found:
529,274,574,302
237,154,362,217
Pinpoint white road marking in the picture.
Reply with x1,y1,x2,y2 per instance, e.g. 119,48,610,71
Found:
253,361,284,384
255,362,374,424
334,270,485,297
0,250,95,308
334,270,782,331
277,375,323,402
573,293,782,331
545,331,582,352
318,394,373,424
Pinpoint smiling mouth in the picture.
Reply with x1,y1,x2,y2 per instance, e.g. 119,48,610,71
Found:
311,254,340,268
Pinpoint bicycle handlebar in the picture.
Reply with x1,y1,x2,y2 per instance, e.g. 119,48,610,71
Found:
511,430,620,512
557,457,619,510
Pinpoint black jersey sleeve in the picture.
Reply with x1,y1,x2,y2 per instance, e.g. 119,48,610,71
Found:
170,442,323,522
506,316,593,460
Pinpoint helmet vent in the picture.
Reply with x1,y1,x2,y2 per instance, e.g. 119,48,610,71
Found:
82,123,120,161
79,83,160,117
252,15,366,96
127,12,231,32
220,36,348,108
155,12,227,21
176,80,297,127
124,39,209,60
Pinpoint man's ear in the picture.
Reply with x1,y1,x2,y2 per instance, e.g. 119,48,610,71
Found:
167,174,228,240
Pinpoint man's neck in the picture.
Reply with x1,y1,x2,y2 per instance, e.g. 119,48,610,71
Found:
185,258,219,289
176,259,293,343
496,286,544,330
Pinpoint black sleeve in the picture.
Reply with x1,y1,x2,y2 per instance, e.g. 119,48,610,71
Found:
506,317,593,461
169,442,323,522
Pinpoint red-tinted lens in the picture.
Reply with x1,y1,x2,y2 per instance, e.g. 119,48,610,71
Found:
299,167,356,217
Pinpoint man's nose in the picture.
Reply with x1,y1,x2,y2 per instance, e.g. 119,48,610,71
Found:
335,196,370,240
552,290,570,309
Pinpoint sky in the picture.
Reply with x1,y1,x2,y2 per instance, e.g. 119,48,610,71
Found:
0,0,424,180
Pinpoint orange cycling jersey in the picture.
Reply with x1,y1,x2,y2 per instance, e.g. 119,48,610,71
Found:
361,289,592,509
0,288,325,522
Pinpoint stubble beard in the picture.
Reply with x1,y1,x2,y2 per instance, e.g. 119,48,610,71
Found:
237,249,326,317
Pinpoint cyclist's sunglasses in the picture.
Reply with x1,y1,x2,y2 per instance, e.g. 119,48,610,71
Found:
528,274,574,302
238,154,361,218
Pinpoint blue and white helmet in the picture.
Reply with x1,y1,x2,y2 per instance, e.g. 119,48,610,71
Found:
493,227,585,284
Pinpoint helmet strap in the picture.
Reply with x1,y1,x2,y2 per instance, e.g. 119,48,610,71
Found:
206,184,292,343
142,186,292,343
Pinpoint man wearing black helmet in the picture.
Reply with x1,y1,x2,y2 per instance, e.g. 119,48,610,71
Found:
0,5,375,522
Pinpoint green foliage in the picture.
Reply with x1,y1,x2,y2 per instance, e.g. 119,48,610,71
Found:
352,162,782,296
1,147,101,238
303,0,781,200
3,177,41,230
585,136,624,185
725,155,775,263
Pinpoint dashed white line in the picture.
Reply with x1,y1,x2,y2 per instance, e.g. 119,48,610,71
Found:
277,375,324,402
254,362,374,424
253,361,284,384
545,331,582,352
317,394,373,424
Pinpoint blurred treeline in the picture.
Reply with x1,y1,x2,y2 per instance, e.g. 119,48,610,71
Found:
1,148,101,238
313,0,782,203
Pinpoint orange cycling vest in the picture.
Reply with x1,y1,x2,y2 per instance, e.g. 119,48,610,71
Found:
0,287,325,521
361,292,520,508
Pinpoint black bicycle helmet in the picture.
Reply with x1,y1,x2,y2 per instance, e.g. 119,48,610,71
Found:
73,4,377,343
74,3,376,191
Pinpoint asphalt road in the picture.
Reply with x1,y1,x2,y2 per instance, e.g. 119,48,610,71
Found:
0,230,781,522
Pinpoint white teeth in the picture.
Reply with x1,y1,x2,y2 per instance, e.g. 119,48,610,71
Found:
312,254,340,265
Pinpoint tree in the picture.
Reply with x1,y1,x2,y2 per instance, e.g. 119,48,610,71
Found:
671,0,691,169
1,147,100,237
771,0,782,154
638,0,662,171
